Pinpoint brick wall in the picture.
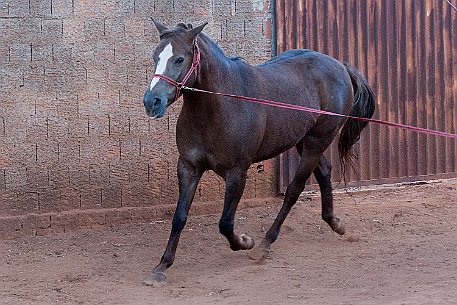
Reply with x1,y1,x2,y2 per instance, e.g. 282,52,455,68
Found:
0,0,277,238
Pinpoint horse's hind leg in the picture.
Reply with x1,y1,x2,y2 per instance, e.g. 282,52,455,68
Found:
250,142,323,261
313,155,345,235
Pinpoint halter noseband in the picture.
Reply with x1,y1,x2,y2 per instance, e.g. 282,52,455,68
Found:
152,38,201,101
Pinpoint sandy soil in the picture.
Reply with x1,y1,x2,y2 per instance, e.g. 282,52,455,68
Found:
1,179,457,305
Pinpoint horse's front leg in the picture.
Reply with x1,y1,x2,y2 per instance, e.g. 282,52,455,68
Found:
219,168,255,251
144,157,203,287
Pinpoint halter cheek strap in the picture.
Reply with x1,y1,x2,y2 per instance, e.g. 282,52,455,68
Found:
152,38,201,101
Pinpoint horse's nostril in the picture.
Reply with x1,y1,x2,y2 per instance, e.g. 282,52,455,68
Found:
154,97,161,107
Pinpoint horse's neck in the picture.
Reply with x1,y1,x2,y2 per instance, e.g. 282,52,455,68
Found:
181,37,251,126
196,37,245,91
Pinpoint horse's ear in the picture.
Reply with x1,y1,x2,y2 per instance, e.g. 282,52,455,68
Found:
150,18,168,35
189,22,208,38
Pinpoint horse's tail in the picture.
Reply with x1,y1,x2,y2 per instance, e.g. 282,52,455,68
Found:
338,63,376,180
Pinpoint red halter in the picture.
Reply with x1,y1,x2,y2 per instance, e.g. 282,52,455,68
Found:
152,38,201,101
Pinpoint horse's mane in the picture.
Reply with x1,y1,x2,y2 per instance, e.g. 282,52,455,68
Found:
198,32,247,63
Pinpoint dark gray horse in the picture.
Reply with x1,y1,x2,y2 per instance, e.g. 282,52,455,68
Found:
143,20,375,286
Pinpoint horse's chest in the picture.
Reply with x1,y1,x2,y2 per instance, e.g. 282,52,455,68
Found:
177,131,248,174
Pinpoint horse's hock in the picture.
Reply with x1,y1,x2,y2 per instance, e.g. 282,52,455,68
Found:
0,0,276,238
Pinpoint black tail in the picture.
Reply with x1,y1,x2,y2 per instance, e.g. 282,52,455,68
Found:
338,63,376,180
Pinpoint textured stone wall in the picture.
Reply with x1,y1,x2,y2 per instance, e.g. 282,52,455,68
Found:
0,0,276,237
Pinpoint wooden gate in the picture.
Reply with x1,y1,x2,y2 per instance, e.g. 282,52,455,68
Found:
276,0,457,192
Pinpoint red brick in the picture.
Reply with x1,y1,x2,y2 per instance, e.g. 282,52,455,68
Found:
105,208,134,225
155,204,175,220
29,0,52,17
0,44,10,64
79,188,102,210
0,3,8,17
0,217,23,239
78,210,106,227
130,207,156,222
50,212,80,231
9,43,31,63
101,186,122,208
38,189,61,213
73,0,115,16
23,213,51,231
59,187,80,210
83,18,105,42
52,42,73,63
15,192,40,213
62,18,85,42
51,0,74,18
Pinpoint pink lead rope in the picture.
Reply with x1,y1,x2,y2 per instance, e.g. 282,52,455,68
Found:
181,85,457,139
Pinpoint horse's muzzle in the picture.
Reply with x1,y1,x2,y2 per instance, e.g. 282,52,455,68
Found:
143,90,166,118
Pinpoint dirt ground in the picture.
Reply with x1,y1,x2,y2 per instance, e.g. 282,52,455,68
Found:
1,179,457,305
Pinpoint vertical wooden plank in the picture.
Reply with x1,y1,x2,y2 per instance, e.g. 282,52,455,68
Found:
337,0,349,63
355,0,367,181
434,0,446,173
444,0,457,172
424,0,436,176
328,0,339,58
378,1,395,179
311,0,319,51
276,0,286,53
288,0,298,50
453,0,457,173
405,0,419,178
298,0,307,49
416,0,428,176
366,0,378,181
386,0,399,178
397,0,408,178
378,0,391,179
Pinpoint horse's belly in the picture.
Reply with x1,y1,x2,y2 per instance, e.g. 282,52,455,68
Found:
254,122,313,162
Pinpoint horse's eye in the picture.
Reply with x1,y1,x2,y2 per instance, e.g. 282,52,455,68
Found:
175,57,185,65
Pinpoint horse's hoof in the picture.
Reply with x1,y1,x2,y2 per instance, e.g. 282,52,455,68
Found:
240,234,255,250
143,272,166,287
249,244,270,262
333,218,345,235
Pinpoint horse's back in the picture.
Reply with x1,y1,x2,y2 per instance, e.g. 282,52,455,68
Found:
259,49,347,79
258,49,316,67
255,49,351,107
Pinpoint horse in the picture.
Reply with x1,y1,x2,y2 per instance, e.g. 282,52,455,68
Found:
142,19,375,286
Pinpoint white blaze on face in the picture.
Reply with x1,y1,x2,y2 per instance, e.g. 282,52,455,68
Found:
149,43,174,90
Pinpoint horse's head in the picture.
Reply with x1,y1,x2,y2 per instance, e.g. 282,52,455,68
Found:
143,19,207,119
